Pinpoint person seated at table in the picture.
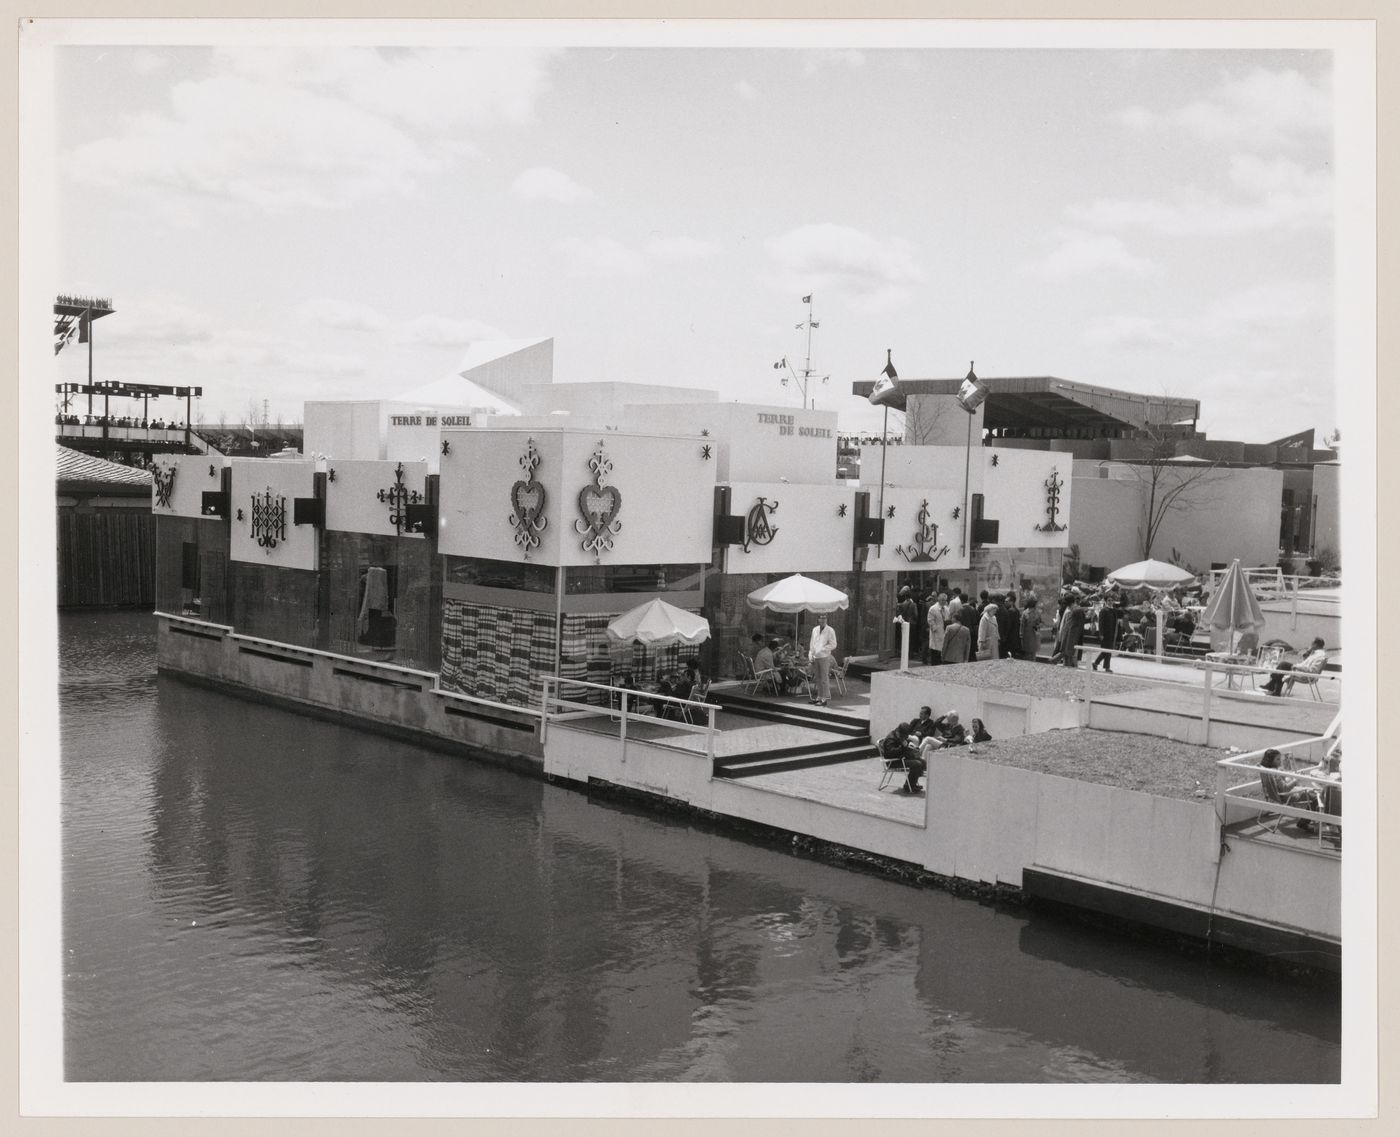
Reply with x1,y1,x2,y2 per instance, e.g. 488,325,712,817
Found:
878,723,924,794
753,637,778,681
1261,637,1327,696
773,637,809,694
968,717,992,743
1259,748,1322,831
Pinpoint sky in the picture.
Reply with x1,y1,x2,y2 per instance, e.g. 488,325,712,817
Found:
45,25,1342,444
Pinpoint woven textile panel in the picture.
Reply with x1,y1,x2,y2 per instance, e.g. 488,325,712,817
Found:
440,599,557,707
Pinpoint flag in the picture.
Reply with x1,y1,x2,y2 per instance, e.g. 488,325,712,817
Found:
77,311,91,345
802,294,812,304
956,362,989,413
868,350,905,410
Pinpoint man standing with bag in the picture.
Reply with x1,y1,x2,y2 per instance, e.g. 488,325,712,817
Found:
808,612,838,706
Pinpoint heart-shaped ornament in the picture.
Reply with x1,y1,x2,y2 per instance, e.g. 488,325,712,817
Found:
510,479,544,522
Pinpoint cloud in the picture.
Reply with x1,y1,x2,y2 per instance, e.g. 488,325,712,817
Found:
735,79,758,101
558,235,647,278
281,350,368,376
1082,316,1179,351
299,298,390,333
1203,280,1329,332
392,314,507,347
101,295,215,346
765,223,924,311
1018,231,1158,281
1068,155,1331,237
512,166,595,204
67,47,558,212
1116,67,1330,149
646,235,720,261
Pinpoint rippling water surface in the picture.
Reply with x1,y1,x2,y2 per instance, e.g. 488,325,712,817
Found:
61,611,1340,1082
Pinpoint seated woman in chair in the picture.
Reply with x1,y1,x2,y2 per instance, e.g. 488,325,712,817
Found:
1259,748,1322,831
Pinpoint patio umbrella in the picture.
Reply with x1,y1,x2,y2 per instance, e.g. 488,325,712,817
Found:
746,573,850,642
1105,558,1196,589
606,598,711,647
745,574,850,615
1199,558,1266,653
1105,559,1194,663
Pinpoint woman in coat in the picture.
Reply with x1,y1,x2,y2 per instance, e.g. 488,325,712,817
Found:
1060,598,1089,668
976,603,1000,661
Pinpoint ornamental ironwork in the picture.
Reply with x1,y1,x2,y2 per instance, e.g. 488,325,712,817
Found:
1035,467,1067,532
837,502,848,517
896,499,950,563
508,438,548,558
250,486,287,550
153,464,176,509
377,462,423,534
575,441,622,562
742,497,779,553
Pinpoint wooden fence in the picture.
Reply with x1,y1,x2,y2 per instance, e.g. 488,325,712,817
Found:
57,510,155,608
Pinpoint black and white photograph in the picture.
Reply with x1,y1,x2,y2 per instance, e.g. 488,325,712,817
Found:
18,14,1378,1121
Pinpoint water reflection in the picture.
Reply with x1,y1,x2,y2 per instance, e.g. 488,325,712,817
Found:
61,612,1340,1082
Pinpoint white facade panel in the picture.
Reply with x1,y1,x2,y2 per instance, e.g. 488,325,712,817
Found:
437,429,716,568
228,458,319,571
980,448,1074,549
152,453,226,520
722,482,857,574
623,402,838,486
325,459,429,538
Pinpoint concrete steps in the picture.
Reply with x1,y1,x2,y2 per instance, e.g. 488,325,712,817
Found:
713,738,878,780
709,690,869,737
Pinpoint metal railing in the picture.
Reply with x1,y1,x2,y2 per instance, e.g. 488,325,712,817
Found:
1215,740,1341,847
539,675,719,761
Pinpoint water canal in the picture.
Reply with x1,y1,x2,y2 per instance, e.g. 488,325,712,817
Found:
60,611,1340,1083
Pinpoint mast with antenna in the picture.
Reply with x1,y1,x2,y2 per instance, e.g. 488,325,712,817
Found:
772,294,829,409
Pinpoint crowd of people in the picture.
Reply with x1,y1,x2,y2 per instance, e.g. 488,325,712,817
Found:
878,704,992,794
56,413,185,430
895,581,1206,670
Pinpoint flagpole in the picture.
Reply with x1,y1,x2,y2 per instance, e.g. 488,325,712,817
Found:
877,404,889,560
960,407,972,556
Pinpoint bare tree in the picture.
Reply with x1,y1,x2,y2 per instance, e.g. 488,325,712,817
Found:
895,394,954,445
1128,422,1228,560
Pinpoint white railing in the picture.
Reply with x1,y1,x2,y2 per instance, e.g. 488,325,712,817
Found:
1215,740,1341,848
539,675,719,761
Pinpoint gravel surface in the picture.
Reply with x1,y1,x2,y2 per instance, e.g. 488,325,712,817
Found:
901,658,1154,697
957,727,1229,801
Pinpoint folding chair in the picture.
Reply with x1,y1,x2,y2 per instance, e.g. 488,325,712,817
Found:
1257,765,1323,842
1284,672,1324,700
745,655,781,697
829,657,849,696
878,750,909,791
679,678,711,725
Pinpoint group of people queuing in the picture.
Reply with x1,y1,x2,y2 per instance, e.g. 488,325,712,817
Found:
878,705,992,794
748,612,838,705
898,586,1045,666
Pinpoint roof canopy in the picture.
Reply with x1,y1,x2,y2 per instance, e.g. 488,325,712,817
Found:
850,376,1199,434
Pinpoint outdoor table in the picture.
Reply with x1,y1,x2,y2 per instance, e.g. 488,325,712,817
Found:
1201,651,1261,690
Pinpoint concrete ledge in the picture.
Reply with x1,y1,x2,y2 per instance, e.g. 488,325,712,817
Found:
1022,866,1340,975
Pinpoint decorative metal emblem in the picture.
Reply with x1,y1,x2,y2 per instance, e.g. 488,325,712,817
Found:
328,468,336,483
377,461,424,535
441,439,451,456
896,498,950,563
575,441,623,562
952,505,961,519
249,486,287,550
153,464,177,509
209,464,218,478
508,438,548,558
1035,467,1067,532
837,502,848,517
743,497,779,553
700,444,712,460
991,453,1000,467
886,505,896,519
